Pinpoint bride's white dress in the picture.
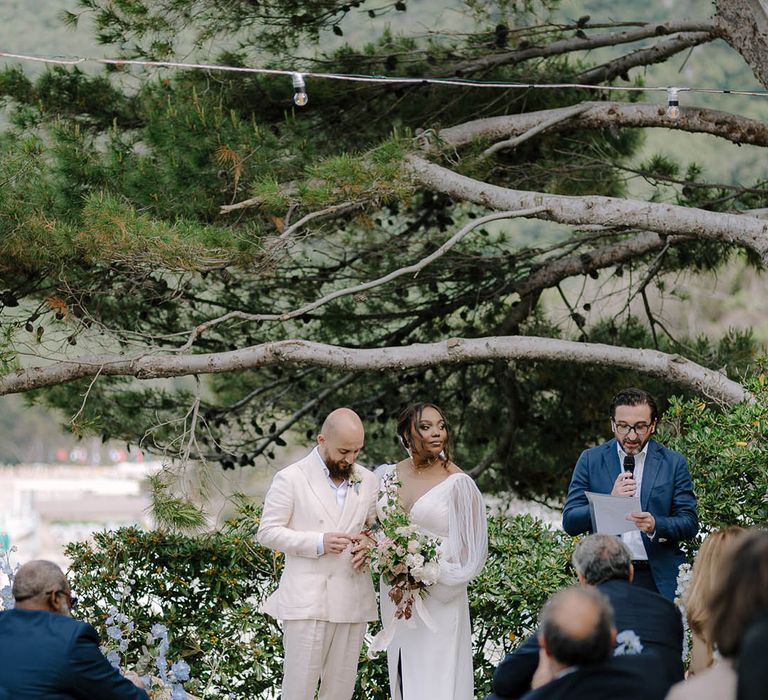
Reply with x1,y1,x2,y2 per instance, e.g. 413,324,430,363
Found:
376,465,488,700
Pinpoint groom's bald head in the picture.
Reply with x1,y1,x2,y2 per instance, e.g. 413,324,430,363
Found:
317,408,365,478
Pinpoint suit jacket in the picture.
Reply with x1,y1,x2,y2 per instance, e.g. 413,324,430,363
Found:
0,608,150,700
517,655,669,700
257,447,379,623
487,578,683,700
562,438,698,600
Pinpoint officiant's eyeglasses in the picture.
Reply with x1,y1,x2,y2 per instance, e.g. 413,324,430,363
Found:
613,422,653,436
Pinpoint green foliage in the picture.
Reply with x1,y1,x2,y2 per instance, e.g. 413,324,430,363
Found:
66,506,573,699
2,0,767,499
148,473,207,532
66,501,286,698
662,373,768,533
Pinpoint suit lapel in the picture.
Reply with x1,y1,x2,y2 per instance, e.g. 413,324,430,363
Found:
300,449,341,524
640,440,660,511
336,467,360,531
600,439,621,487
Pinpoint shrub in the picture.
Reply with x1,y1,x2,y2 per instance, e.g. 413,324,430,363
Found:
67,509,573,699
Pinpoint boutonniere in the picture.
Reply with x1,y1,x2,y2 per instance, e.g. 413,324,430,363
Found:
349,469,362,494
614,629,643,656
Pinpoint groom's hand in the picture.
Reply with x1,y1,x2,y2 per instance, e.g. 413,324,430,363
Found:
350,533,375,570
323,532,352,555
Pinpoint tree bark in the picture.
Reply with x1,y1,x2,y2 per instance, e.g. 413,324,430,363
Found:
716,0,768,88
436,102,768,150
405,156,768,263
0,337,748,406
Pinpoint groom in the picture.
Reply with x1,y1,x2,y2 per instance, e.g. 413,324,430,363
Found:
256,407,379,700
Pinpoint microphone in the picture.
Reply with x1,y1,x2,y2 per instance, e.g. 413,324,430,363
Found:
623,454,635,475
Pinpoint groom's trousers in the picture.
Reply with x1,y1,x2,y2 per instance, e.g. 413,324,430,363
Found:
281,619,367,700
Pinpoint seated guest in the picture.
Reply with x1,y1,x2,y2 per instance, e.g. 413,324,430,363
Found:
681,526,744,675
0,560,150,700
487,535,683,699
519,586,670,700
737,606,768,700
667,528,768,700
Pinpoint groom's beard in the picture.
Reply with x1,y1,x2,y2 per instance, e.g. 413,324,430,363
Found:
320,451,354,481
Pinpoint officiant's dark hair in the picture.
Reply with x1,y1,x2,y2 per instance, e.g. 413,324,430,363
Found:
396,402,453,466
609,387,659,423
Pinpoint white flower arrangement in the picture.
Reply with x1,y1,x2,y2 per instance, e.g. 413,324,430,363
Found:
369,470,441,620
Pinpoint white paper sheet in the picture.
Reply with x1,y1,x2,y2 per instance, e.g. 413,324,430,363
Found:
585,491,642,535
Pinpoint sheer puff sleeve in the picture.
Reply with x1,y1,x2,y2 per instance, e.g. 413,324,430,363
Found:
437,474,488,588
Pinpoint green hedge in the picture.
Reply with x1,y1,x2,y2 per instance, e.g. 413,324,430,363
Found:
67,509,573,699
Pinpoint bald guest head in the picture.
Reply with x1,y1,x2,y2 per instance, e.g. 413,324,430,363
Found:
317,408,365,480
12,560,73,616
539,586,616,670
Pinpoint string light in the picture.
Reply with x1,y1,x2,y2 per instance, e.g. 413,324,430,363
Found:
667,86,680,120
292,72,308,106
2,49,768,106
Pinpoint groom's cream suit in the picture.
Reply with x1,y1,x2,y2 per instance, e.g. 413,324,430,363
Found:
257,447,379,700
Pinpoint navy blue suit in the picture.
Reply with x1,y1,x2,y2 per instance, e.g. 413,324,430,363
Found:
485,578,684,700
518,655,670,700
562,439,698,600
0,608,149,700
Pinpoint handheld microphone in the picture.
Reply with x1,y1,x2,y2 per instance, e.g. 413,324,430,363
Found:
623,454,635,475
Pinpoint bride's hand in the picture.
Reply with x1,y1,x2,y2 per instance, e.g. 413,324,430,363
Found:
350,533,374,570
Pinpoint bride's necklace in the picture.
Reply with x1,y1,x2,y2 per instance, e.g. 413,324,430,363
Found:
409,457,439,477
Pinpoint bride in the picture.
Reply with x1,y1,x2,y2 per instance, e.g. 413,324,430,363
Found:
375,402,488,700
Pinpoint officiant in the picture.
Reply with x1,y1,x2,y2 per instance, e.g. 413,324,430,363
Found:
562,387,698,600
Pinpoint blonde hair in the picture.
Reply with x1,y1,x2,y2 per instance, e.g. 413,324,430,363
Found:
684,526,745,646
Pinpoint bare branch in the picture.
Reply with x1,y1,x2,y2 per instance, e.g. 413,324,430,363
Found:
576,32,713,84
174,207,545,351
249,373,356,458
483,104,591,157
0,336,749,406
405,155,768,262
716,0,768,89
439,20,717,76
437,102,768,151
275,200,367,242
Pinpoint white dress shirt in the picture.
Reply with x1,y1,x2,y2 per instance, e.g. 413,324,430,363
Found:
617,442,650,560
312,446,350,555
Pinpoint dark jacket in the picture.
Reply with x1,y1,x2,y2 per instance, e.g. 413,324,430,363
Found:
737,608,768,700
562,438,698,600
517,655,670,700
487,578,684,700
0,608,150,700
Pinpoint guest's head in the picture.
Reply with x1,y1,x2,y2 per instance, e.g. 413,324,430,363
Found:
12,560,75,617
572,534,632,585
538,586,616,672
317,407,365,480
396,402,452,466
609,388,658,455
708,528,768,659
684,526,745,641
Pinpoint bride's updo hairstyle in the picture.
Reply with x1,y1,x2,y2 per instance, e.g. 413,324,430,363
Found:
396,402,453,467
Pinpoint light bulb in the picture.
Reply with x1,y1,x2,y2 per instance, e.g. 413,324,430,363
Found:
666,87,680,120
292,73,308,107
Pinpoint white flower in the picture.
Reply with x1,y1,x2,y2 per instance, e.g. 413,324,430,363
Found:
418,561,440,585
405,553,425,570
407,539,421,553
615,630,643,656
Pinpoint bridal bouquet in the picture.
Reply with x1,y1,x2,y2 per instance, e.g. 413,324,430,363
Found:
370,470,441,621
